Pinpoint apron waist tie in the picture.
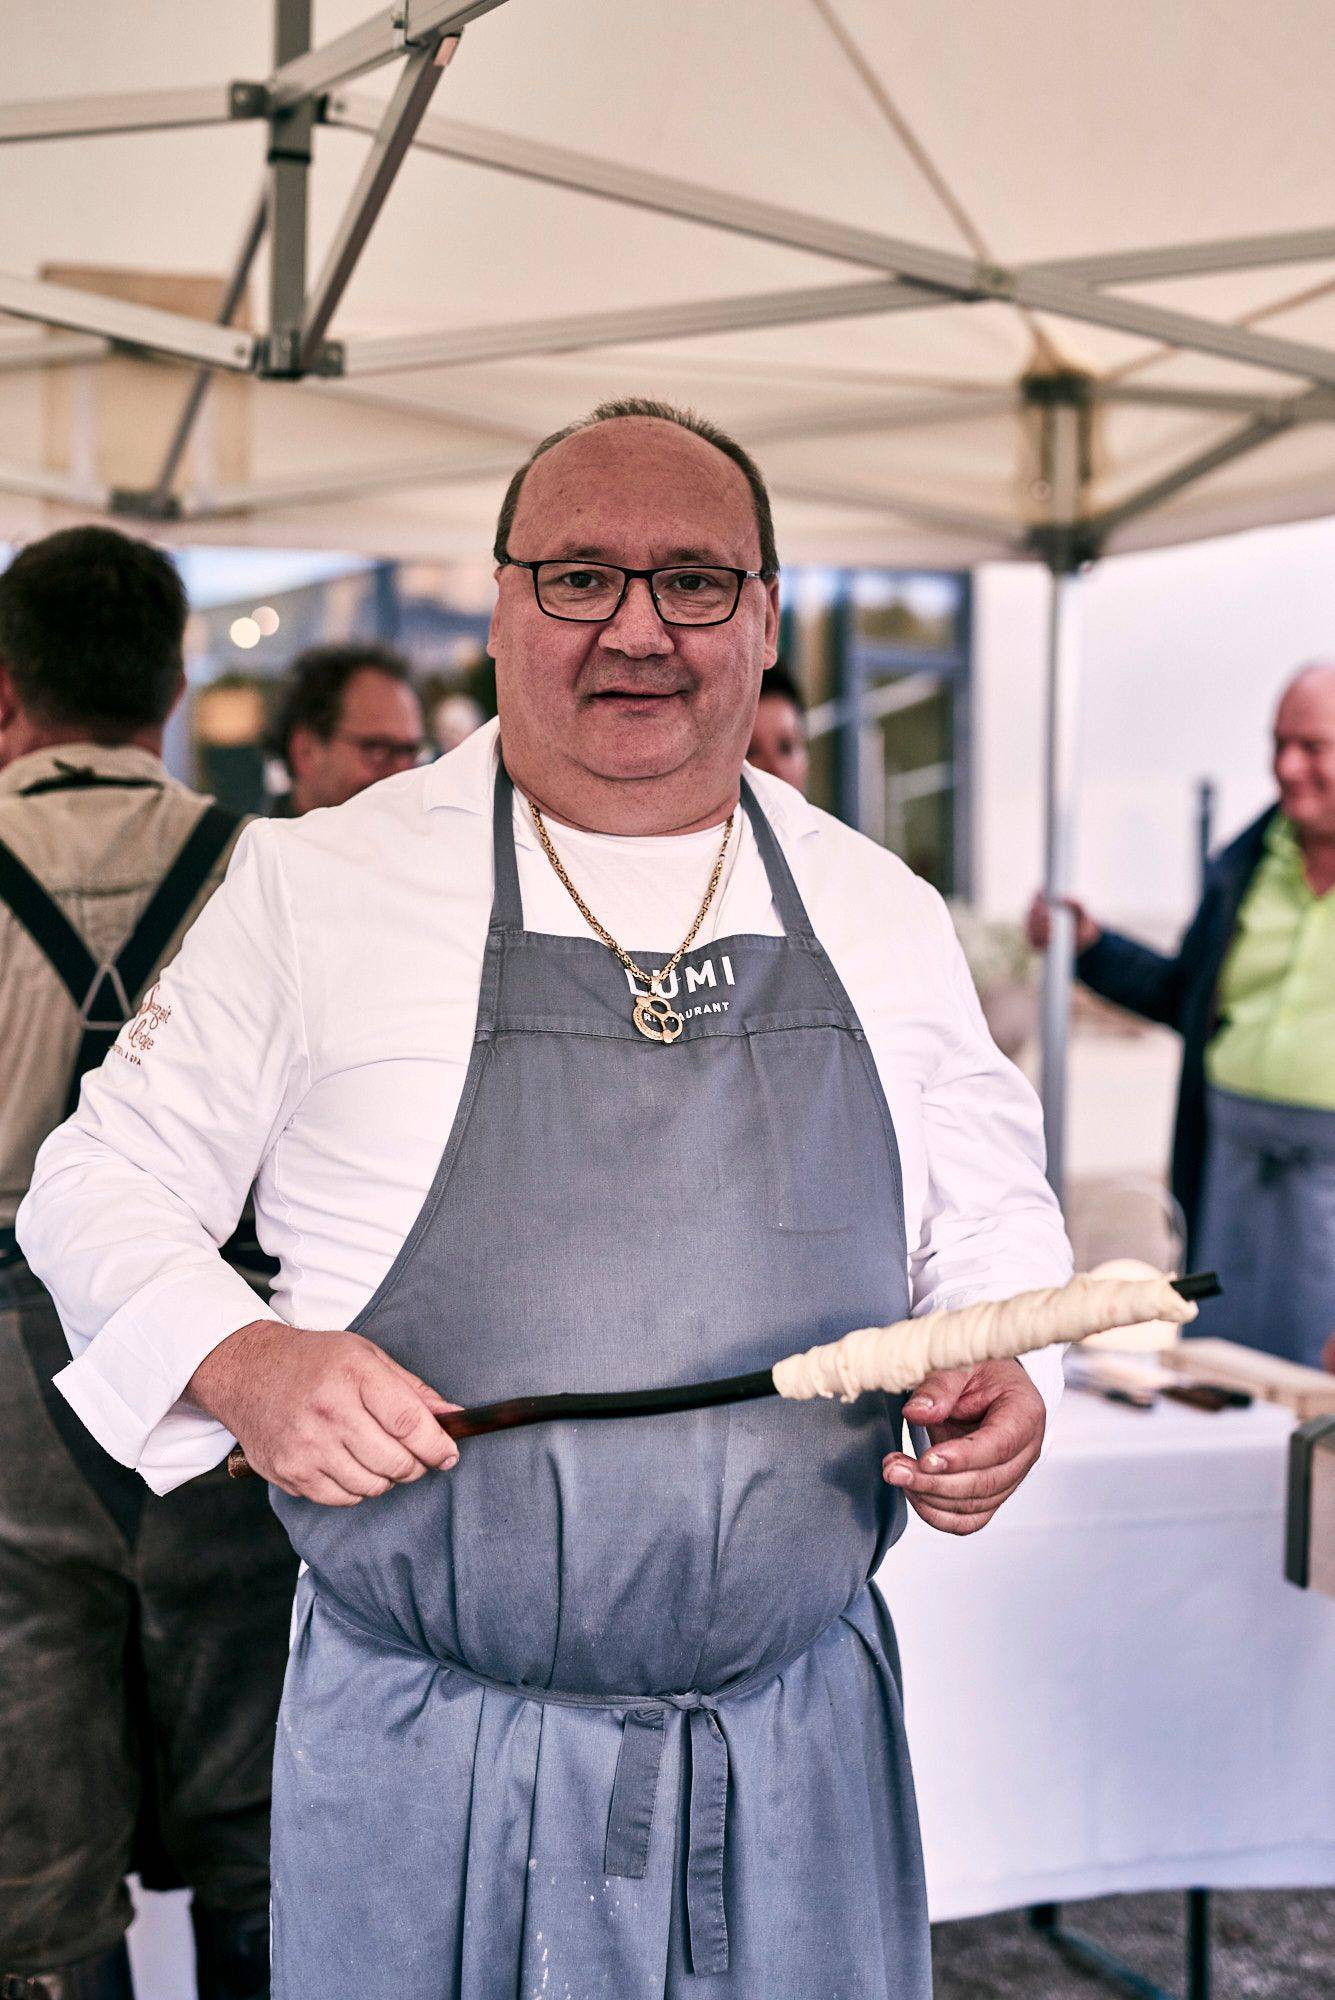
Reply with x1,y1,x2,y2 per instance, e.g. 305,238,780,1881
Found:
313,1581,846,1979
602,1694,730,1974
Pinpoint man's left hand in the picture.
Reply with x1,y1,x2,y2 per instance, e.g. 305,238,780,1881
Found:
882,1358,1046,1535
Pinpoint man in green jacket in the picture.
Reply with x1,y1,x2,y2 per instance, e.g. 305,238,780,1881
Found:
1029,664,1335,1368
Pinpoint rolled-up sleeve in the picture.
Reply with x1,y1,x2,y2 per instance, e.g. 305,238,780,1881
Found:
17,821,308,1492
910,888,1073,1430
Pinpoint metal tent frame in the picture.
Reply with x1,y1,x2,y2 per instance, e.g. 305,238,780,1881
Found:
4,0,1335,1205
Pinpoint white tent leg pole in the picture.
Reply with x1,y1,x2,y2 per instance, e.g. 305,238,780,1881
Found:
1038,564,1084,1201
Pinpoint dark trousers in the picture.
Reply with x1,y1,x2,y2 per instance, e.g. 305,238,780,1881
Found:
0,1262,297,1971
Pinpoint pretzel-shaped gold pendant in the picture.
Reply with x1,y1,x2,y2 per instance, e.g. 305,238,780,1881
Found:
633,992,685,1042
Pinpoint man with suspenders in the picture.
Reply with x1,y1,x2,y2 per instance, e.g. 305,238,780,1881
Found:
0,528,295,2000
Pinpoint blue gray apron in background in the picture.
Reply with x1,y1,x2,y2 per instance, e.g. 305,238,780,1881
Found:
270,765,930,1999
1194,1083,1335,1368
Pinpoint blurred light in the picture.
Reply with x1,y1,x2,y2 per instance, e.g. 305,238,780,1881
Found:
253,605,280,636
229,616,261,649
195,681,267,747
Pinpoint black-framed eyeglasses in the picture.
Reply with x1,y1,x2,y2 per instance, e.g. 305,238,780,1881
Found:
500,558,766,627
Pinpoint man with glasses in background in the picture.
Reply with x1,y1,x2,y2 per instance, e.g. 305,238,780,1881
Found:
272,641,425,815
22,400,1069,1997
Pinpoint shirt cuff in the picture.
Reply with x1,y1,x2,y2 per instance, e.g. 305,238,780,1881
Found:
52,1258,281,1494
1015,1342,1065,1453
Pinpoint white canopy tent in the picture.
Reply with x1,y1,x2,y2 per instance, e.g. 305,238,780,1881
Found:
3,0,1335,1189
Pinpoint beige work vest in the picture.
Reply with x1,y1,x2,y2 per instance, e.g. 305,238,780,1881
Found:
0,743,242,1226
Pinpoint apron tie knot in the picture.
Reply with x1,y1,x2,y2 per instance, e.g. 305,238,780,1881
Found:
604,1692,731,1976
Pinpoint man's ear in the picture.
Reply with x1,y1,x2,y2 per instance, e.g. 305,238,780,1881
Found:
762,579,781,670
166,666,187,721
286,722,319,783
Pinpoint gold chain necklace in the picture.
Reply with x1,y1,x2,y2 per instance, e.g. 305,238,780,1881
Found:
527,797,735,1043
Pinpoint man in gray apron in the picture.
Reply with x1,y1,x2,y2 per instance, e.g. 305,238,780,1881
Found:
22,406,1070,1997
0,528,296,1999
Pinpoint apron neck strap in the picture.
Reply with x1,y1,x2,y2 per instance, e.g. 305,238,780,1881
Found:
738,776,816,943
489,757,817,946
491,757,524,929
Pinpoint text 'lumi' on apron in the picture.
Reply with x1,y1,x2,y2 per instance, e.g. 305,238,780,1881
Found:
269,762,931,2000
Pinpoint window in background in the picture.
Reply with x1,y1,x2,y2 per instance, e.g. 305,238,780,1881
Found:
181,555,493,812
781,568,971,897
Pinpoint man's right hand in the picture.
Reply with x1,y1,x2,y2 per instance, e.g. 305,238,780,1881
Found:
1025,891,1102,955
187,1321,460,1506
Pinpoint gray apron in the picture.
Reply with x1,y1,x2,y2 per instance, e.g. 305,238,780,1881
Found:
1194,1083,1335,1368
269,766,929,1999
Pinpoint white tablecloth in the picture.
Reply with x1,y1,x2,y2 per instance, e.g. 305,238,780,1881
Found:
879,1391,1335,1922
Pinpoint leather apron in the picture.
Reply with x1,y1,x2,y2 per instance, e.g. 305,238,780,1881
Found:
269,766,929,1999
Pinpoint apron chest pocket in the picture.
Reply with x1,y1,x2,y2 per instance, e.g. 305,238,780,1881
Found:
735,1025,888,1234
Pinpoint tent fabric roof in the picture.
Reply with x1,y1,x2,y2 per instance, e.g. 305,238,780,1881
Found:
3,0,1335,564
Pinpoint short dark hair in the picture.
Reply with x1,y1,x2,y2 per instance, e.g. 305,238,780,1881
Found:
758,662,805,716
493,397,780,580
0,525,187,734
274,642,414,764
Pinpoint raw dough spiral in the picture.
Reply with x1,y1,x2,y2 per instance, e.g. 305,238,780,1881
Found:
771,1272,1196,1402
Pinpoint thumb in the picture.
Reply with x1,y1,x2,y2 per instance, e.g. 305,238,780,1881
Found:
902,1367,972,1425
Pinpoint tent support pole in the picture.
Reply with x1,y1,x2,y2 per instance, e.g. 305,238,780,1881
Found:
1038,559,1084,1201
336,276,927,375
0,331,106,372
268,0,505,108
0,461,109,508
266,0,315,378
1029,384,1095,1203
139,188,268,515
0,272,255,370
299,35,457,368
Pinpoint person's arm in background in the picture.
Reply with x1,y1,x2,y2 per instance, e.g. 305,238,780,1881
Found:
885,886,1074,1535
18,821,456,1502
1027,884,1220,1033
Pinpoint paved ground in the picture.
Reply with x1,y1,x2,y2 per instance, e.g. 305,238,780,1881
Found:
933,1888,1335,1998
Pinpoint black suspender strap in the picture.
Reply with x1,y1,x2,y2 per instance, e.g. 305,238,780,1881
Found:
0,803,241,1114
19,772,162,798
0,839,100,1006
111,804,239,1000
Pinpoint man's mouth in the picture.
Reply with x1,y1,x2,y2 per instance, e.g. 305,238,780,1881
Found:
587,686,687,703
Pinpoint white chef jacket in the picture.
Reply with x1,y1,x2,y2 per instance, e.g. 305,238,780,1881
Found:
19,718,1071,1494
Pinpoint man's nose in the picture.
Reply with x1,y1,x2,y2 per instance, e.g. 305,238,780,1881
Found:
599,576,674,656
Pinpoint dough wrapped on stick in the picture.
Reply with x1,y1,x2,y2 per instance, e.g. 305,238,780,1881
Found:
773,1270,1203,1403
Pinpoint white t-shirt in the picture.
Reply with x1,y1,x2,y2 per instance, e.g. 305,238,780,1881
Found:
19,719,1071,1492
